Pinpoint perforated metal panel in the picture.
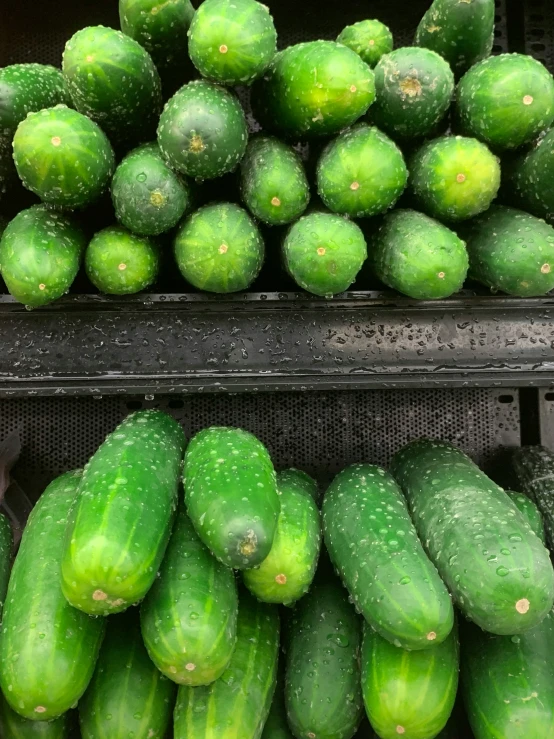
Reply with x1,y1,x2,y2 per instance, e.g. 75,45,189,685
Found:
524,0,554,71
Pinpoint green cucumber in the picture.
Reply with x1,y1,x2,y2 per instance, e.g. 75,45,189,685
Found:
61,410,185,616
0,691,70,739
285,576,364,739
322,463,453,650
283,211,367,298
12,105,115,210
0,205,86,308
0,513,13,620
183,426,279,569
513,445,554,550
391,439,554,634
243,468,321,605
456,54,554,151
277,468,320,504
505,490,545,545
85,225,160,295
174,202,264,293
362,623,459,739
174,589,279,739
240,136,310,226
504,129,554,225
316,124,408,218
337,20,393,68
262,673,293,739
369,209,468,300
158,80,248,180
188,0,277,86
0,471,105,721
141,507,238,686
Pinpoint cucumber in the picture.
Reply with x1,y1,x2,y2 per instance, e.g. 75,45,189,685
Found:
513,445,554,550
504,128,554,225
505,490,545,545
240,136,310,226
391,439,554,635
0,691,70,739
141,507,238,686
409,136,501,222
369,209,468,300
262,672,293,739
243,468,321,605
459,205,554,297
183,426,279,569
0,513,13,620
62,26,162,148
158,80,248,180
277,468,320,504
188,0,277,86
316,124,408,218
111,142,191,236
337,20,393,68
0,205,86,308
456,54,554,151
283,211,367,298
322,463,453,650
174,589,279,739
370,48,454,142
285,576,364,739
12,105,115,210
0,471,105,721
174,202,264,293
85,225,160,295
61,410,185,616
361,623,459,739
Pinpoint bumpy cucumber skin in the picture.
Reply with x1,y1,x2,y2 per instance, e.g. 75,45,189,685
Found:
141,507,238,686
184,426,279,569
513,445,554,549
337,20,393,68
459,205,554,297
0,205,86,308
174,202,264,293
391,439,554,635
0,690,69,739
188,0,277,86
174,589,279,739
456,54,554,151
241,136,310,226
61,410,186,616
323,463,453,650
0,512,12,620
370,209,468,300
317,124,408,218
362,623,459,739
0,471,105,721
158,80,248,180
504,128,554,225
277,468,320,504
505,490,545,544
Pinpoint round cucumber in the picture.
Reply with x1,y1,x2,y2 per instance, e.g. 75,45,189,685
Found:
276,467,320,504
0,513,13,620
183,426,279,569
0,690,70,738
12,105,115,210
0,205,86,308
456,54,554,151
85,225,160,295
283,211,367,298
158,80,248,180
504,128,554,224
316,124,408,218
188,0,277,86
337,20,393,68
505,490,545,544
174,202,264,293
141,507,238,686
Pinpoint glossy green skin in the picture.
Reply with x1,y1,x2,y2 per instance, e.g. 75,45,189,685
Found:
317,124,408,218
0,513,13,620
188,0,276,86
460,205,554,297
79,612,176,739
505,128,554,224
158,80,248,179
0,205,86,307
337,20,393,68
505,490,545,545
323,463,453,650
456,54,554,151
61,410,186,616
86,225,160,295
12,105,115,210
285,578,364,739
243,468,321,605
241,136,310,226
370,209,468,300
283,212,367,298
141,507,238,686
410,136,500,222
183,426,279,569
0,691,69,739
391,439,554,634
362,624,459,739
62,26,162,147
262,678,294,739
513,445,554,549
175,202,264,293
174,590,279,739
0,471,105,721
277,468,320,503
